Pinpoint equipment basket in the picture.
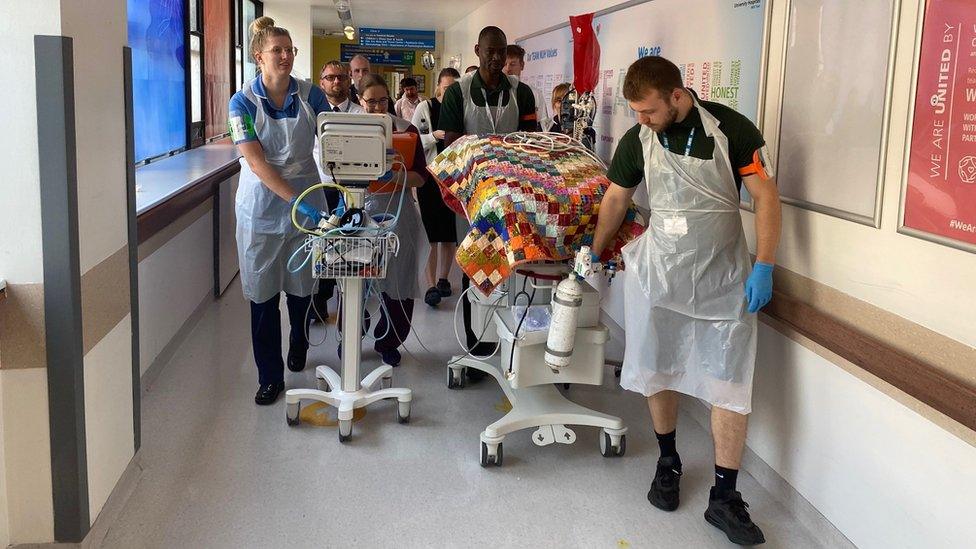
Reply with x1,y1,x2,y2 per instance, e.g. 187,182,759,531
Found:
308,232,399,279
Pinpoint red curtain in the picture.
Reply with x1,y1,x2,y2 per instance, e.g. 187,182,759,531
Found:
204,0,231,139
570,13,600,94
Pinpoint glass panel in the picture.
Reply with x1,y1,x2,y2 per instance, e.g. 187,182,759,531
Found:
189,0,199,32
236,47,244,90
190,34,202,122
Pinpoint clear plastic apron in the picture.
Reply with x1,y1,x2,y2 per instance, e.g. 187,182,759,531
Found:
235,78,325,303
619,96,757,414
455,72,521,235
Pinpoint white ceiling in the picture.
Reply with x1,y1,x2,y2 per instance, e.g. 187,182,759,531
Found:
281,0,486,34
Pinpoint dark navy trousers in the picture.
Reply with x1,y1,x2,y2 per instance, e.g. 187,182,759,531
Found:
250,293,311,385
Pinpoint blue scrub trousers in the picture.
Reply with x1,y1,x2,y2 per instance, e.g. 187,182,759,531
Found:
250,293,311,385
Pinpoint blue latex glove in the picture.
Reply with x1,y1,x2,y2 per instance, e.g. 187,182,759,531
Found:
290,197,324,225
590,250,602,266
744,261,774,313
377,169,395,182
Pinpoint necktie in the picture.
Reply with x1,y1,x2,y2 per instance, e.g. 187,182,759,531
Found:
333,105,341,112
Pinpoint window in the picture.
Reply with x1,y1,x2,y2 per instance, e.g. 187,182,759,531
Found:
188,0,205,147
236,0,260,89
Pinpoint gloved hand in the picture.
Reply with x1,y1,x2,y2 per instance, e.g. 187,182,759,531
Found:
744,261,774,313
590,249,602,267
377,169,395,182
290,197,324,225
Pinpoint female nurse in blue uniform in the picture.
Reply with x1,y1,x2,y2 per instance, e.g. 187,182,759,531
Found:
229,16,332,405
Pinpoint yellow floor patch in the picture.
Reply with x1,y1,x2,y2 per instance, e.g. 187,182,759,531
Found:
298,402,367,427
494,397,512,413
616,540,631,548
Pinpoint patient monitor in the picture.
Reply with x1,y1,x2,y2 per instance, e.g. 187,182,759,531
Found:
317,112,392,183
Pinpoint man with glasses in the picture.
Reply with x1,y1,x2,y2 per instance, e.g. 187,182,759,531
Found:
319,60,364,114
349,54,371,105
311,61,364,323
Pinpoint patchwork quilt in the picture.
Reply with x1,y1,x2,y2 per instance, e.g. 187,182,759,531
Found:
428,134,644,296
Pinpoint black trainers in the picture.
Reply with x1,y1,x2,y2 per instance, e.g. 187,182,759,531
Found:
254,382,285,405
704,488,766,545
647,455,682,511
424,286,442,307
436,278,452,297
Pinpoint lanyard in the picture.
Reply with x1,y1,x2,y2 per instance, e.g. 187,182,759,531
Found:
662,127,696,157
481,88,505,134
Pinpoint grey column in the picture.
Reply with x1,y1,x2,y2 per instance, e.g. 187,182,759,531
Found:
123,46,142,451
35,34,91,543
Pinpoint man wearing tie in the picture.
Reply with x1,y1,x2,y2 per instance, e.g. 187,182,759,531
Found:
311,60,365,321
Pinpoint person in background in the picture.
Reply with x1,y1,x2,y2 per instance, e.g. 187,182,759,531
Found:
228,17,333,405
310,60,365,323
353,74,430,367
503,44,547,131
590,56,781,545
549,82,571,132
348,54,371,105
464,65,478,74
411,67,461,307
438,25,537,365
394,77,425,122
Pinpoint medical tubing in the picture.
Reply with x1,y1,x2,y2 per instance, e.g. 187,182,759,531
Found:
287,244,313,273
507,279,536,375
449,284,508,364
291,181,355,235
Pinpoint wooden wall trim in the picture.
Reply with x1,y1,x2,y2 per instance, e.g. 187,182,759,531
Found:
765,289,976,432
136,161,239,244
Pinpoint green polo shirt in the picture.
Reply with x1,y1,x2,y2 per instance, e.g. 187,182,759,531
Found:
607,96,765,192
437,70,538,133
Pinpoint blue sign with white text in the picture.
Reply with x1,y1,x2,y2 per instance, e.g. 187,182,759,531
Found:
340,44,416,66
360,27,436,49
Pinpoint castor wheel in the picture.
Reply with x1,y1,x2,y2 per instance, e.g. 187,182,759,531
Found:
447,366,466,389
480,441,503,467
338,419,352,442
316,377,329,391
382,375,393,389
600,429,626,457
285,402,300,426
397,400,411,424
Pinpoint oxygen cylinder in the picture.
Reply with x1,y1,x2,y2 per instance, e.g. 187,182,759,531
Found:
545,275,583,371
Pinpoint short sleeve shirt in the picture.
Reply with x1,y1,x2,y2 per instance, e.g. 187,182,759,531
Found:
607,96,766,193
437,70,538,133
228,77,330,144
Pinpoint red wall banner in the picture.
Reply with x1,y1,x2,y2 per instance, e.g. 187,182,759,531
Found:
903,0,976,248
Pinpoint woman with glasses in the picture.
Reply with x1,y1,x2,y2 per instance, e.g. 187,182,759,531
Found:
352,74,430,368
228,16,333,405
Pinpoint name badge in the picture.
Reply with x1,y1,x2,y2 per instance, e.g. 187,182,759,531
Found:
663,216,688,237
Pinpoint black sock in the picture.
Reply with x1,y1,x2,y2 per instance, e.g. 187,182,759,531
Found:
714,465,739,495
655,430,678,460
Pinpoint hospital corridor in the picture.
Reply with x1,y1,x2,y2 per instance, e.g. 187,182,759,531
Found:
1,0,975,548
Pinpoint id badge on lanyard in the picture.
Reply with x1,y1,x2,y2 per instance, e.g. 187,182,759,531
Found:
661,127,696,237
481,89,505,134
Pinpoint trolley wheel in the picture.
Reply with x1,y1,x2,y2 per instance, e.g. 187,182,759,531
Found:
480,441,503,467
316,377,330,391
285,402,301,426
338,419,352,442
447,366,466,389
382,375,393,389
397,401,411,424
600,430,626,457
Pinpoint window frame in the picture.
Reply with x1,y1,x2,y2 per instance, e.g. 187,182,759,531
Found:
187,0,205,149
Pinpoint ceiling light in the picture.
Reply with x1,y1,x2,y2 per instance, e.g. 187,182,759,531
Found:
344,25,355,40
334,0,350,11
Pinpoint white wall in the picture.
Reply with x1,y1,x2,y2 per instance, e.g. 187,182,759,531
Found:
138,210,215,376
749,324,976,549
0,1,61,284
264,1,313,80
83,320,134,523
446,1,976,547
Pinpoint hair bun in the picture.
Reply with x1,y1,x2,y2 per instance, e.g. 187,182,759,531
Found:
250,16,275,34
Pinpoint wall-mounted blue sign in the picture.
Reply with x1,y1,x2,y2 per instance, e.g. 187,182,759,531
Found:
359,27,436,50
340,44,416,66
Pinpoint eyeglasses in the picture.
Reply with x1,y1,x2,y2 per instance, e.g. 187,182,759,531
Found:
363,97,389,107
320,74,349,82
262,46,298,57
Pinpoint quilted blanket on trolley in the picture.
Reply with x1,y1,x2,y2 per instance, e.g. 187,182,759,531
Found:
428,134,644,296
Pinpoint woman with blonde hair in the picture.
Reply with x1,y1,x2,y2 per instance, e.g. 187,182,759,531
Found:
228,16,334,405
